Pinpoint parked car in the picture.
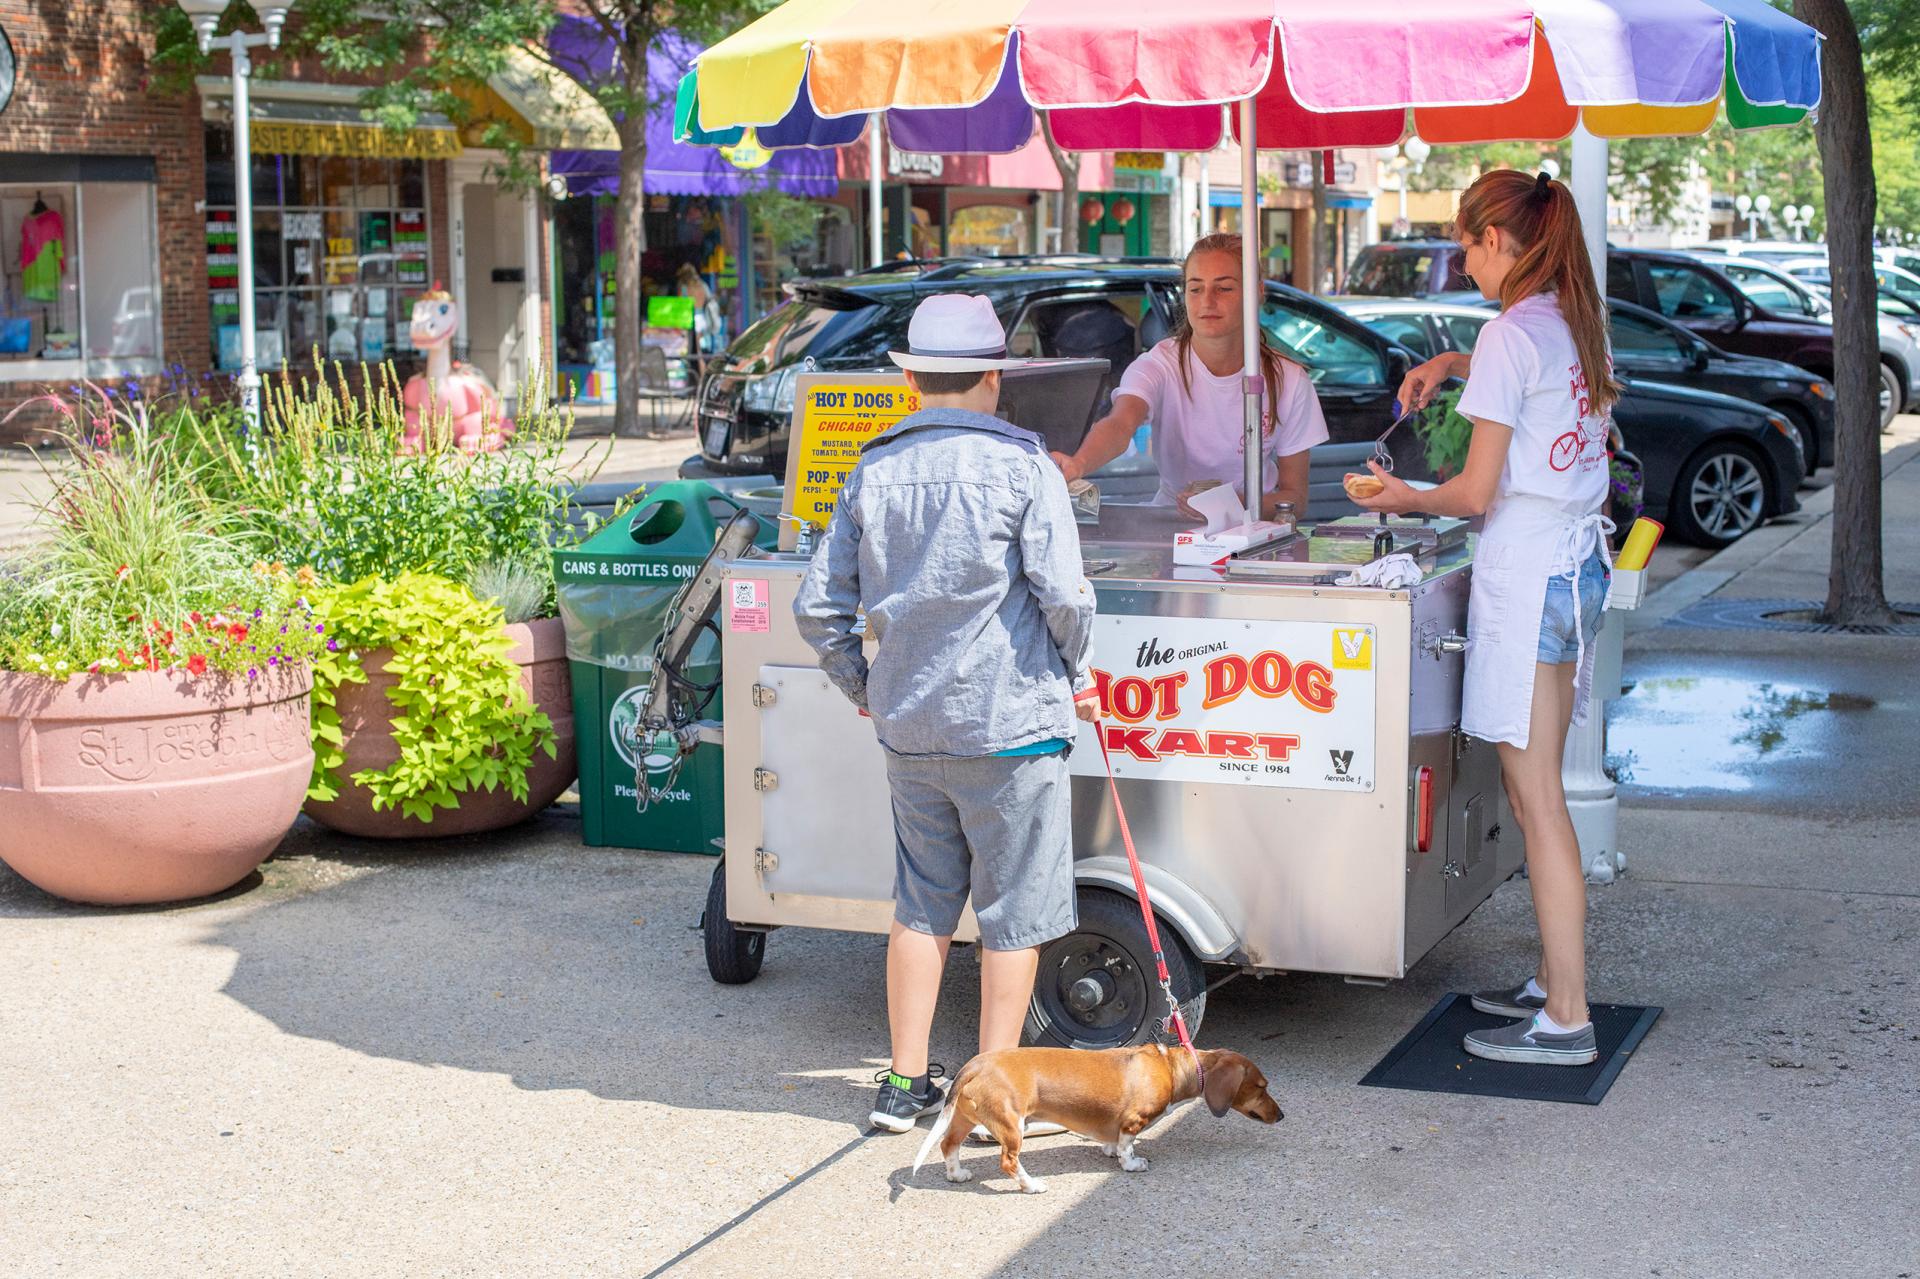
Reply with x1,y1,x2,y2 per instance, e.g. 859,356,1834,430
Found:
1334,295,1834,473
1331,297,1806,547
685,259,1415,486
1344,239,1472,298
1611,247,1915,428
1779,255,1920,319
1693,238,1823,266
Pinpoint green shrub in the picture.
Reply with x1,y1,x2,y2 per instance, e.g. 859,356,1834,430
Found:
308,572,556,823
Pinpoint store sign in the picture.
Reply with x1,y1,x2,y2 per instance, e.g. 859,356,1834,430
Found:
1114,152,1165,173
887,150,945,180
780,373,921,549
1069,614,1377,792
722,129,772,171
1281,159,1357,187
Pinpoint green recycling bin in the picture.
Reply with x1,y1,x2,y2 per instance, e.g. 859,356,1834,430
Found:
555,480,777,853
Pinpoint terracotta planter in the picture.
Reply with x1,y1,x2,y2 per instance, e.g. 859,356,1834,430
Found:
0,665,313,905
302,616,576,839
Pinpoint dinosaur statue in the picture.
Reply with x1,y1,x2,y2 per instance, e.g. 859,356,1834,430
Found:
401,287,513,454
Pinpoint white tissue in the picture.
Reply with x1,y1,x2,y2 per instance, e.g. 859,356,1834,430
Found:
1335,552,1424,589
1187,484,1248,533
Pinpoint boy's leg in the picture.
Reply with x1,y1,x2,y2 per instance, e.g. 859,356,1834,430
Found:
882,755,973,1079
888,921,951,1077
978,945,1039,1055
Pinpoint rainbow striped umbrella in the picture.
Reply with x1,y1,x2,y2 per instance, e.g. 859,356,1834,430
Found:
679,0,1823,154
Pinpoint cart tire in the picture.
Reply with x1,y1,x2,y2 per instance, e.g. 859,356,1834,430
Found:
1024,888,1207,1051
704,861,765,985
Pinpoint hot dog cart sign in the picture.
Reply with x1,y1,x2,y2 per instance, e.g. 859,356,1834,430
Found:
780,373,920,550
1072,615,1377,792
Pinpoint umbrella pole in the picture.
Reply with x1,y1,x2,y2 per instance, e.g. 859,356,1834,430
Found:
1239,97,1261,529
869,116,884,268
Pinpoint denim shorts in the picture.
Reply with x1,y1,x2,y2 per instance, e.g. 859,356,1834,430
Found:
1538,552,1611,664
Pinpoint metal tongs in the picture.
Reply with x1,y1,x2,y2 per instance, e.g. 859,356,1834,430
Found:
1372,401,1418,475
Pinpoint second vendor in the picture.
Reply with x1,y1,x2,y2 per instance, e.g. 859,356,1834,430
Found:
1050,233,1329,518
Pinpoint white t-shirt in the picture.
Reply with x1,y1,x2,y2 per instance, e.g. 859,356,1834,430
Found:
1455,294,1611,567
1114,338,1330,507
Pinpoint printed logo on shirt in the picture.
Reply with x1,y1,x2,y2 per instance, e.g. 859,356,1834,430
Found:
1550,363,1609,474
1332,627,1373,671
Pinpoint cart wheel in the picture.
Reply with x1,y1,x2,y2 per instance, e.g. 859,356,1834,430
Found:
704,860,765,985
1024,888,1206,1050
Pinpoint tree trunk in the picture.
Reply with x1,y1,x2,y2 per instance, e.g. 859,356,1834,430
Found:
614,50,650,438
1309,153,1327,294
1796,0,1897,625
1042,113,1080,253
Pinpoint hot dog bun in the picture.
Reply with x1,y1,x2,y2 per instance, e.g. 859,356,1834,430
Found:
1344,473,1385,499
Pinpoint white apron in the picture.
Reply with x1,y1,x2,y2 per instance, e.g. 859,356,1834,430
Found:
1462,494,1615,750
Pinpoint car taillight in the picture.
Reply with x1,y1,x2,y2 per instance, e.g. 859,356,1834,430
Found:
1414,765,1434,853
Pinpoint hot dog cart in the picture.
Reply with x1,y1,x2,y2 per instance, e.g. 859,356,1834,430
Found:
656,366,1520,1050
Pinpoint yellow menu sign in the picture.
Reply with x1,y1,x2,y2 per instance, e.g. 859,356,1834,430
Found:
780,373,921,549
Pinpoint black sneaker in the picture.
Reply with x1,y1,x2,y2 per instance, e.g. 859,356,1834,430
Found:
869,1066,947,1133
1471,979,1547,1020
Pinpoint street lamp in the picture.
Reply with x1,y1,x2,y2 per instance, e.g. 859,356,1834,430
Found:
1781,202,1817,242
1384,137,1431,235
179,0,291,429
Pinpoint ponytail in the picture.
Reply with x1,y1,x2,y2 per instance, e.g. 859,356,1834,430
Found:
1457,169,1621,414
1173,232,1289,433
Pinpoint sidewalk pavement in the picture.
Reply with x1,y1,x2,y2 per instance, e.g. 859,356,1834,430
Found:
2,429,1917,1277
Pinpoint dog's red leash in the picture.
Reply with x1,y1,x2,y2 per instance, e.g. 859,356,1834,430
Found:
1095,729,1204,1088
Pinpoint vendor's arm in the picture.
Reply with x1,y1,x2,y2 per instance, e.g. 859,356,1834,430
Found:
1350,417,1511,518
1395,350,1471,413
1019,456,1097,695
1051,393,1149,484
1261,361,1329,519
792,483,870,711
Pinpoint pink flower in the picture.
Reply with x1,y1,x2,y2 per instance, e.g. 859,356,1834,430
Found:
186,654,208,677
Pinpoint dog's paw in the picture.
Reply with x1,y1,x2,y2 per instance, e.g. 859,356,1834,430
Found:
1119,1154,1149,1173
1100,1143,1120,1158
945,1165,973,1184
1018,1176,1049,1194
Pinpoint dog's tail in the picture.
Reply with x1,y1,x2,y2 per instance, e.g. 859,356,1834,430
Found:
911,1097,957,1178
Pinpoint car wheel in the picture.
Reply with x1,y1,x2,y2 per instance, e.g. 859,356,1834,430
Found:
1879,361,1901,430
1670,443,1772,548
1770,403,1819,477
1024,889,1207,1050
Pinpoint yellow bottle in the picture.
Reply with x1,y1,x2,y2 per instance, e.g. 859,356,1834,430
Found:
1615,517,1665,572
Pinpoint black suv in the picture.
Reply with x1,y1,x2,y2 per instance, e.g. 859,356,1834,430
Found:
684,259,1415,483
1345,239,1472,298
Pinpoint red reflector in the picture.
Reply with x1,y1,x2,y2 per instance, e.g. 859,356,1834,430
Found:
1415,766,1435,853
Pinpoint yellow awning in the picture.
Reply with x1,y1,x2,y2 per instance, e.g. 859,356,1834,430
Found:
460,46,618,151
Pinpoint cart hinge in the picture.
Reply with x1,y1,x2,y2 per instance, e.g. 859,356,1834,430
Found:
753,768,779,792
1453,727,1472,761
1442,859,1466,879
753,847,779,878
751,683,778,709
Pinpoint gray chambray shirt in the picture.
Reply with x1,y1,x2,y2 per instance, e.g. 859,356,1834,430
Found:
793,406,1096,759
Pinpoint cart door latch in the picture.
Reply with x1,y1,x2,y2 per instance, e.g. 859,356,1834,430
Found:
754,847,780,877
752,684,778,708
753,768,779,792
1424,631,1469,657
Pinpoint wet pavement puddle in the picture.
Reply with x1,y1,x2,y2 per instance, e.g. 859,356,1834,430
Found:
1606,677,1876,794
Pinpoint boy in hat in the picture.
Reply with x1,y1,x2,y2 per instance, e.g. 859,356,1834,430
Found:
794,293,1100,1133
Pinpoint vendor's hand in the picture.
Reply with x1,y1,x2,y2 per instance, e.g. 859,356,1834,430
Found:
1395,353,1458,415
1050,451,1084,483
1073,689,1102,724
1176,479,1224,521
1348,460,1420,516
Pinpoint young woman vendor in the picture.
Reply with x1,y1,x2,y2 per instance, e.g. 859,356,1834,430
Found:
1051,233,1328,516
1350,169,1617,1068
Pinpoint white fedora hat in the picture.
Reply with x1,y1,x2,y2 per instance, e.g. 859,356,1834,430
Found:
889,294,1027,373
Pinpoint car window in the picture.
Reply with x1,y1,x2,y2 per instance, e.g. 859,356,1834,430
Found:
1720,262,1809,315
1354,312,1434,358
1347,247,1448,298
727,295,916,371
1007,293,1145,369
1606,255,1638,302
1258,300,1384,386
1440,313,1489,353
1646,263,1737,319
1610,309,1688,362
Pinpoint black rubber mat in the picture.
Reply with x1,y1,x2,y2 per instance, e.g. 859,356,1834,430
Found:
1358,994,1662,1106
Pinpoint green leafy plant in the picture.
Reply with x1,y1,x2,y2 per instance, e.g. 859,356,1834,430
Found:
172,360,605,593
308,572,556,822
1411,385,1474,478
0,386,325,679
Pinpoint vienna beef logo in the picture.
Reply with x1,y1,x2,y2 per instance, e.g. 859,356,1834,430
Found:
1088,648,1338,764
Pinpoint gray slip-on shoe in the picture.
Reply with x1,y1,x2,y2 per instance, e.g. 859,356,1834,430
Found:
1463,1017,1599,1066
1471,980,1547,1020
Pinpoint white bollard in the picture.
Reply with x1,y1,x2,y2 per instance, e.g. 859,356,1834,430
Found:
1566,613,1626,883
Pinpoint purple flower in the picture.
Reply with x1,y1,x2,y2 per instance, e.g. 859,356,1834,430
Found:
247,667,259,679
315,624,326,634
280,625,288,634
268,656,279,666
326,639,339,651
253,609,263,618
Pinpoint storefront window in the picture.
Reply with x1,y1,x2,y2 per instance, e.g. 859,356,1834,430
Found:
205,126,433,372
949,205,1030,258
0,181,161,374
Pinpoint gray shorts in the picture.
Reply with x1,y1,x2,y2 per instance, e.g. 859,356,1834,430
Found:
883,750,1076,951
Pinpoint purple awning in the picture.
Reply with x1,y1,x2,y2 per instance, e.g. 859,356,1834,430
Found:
547,23,838,199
